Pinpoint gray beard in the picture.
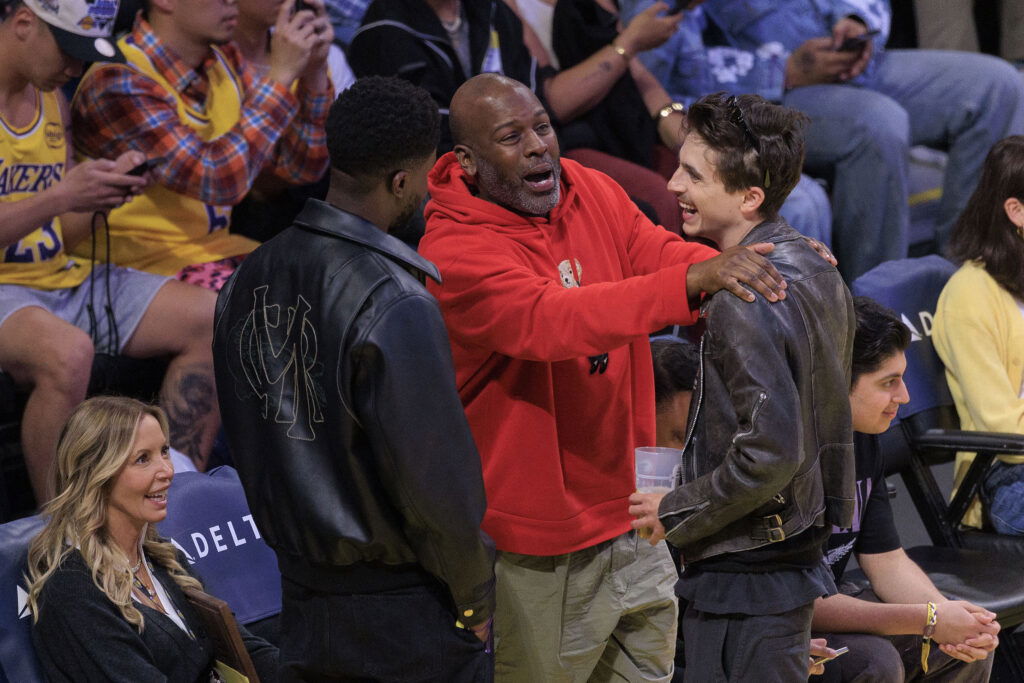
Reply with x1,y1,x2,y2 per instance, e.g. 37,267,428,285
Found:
476,159,561,216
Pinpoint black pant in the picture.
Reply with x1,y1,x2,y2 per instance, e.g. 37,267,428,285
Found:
278,578,491,682
681,600,815,683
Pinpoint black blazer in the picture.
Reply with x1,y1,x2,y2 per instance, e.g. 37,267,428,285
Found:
31,549,277,682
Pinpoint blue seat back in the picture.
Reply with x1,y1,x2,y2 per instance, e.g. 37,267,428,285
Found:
156,466,281,624
0,515,45,683
852,255,959,422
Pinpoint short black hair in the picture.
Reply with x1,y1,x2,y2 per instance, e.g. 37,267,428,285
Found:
651,337,700,406
326,76,440,189
686,92,808,218
852,297,911,386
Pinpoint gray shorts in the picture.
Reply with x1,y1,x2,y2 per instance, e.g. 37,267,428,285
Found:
0,265,170,354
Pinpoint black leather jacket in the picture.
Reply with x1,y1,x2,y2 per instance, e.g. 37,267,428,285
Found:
659,219,856,563
213,200,495,626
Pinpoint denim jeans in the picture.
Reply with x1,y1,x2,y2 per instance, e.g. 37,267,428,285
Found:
785,50,1024,280
982,460,1024,535
782,175,833,247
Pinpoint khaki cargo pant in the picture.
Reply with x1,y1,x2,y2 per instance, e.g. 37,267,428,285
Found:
494,530,677,682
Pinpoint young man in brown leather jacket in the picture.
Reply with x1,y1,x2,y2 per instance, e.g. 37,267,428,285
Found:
630,92,856,682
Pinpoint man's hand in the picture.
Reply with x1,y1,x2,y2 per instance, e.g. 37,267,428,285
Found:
784,37,859,89
935,604,1000,662
269,0,319,86
802,236,837,266
831,16,873,81
808,638,838,676
686,243,787,304
628,491,667,545
616,2,682,56
55,151,147,214
933,601,1000,648
298,0,333,82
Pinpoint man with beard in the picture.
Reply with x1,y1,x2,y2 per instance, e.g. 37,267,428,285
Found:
419,73,799,682
213,76,496,682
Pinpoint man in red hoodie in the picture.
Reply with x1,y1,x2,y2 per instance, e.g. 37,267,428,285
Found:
418,72,802,682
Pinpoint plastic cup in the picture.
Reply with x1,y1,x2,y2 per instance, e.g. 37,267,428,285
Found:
634,447,681,539
634,446,681,493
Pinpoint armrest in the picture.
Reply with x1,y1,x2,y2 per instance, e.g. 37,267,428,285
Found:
916,429,1024,455
915,429,1024,531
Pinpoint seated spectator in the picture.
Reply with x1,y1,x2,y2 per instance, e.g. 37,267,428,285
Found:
812,296,1000,682
70,0,332,290
26,396,277,680
620,0,1024,280
232,0,350,242
934,135,1024,536
628,92,855,680
552,0,833,245
0,0,220,502
349,0,688,231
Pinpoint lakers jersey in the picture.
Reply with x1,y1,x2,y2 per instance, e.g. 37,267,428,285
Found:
72,37,258,276
0,90,90,290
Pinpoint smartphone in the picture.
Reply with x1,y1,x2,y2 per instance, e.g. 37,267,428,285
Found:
126,156,165,176
837,29,880,52
811,646,850,666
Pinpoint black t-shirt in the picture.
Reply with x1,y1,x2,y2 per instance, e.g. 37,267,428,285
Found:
824,432,902,582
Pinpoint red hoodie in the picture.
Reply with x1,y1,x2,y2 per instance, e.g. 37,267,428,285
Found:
420,153,717,555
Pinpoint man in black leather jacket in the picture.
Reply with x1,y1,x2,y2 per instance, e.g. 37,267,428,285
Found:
212,77,496,682
629,92,856,682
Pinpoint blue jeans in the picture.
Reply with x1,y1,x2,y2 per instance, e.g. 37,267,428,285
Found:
784,49,1024,280
982,460,1024,535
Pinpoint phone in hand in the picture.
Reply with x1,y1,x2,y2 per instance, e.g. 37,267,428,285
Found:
811,645,850,666
126,156,165,176
837,29,880,52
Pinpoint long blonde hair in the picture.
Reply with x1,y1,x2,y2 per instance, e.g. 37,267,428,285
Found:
26,396,201,631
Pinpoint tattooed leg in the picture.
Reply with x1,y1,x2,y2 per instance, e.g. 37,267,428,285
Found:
121,280,220,470
161,361,219,470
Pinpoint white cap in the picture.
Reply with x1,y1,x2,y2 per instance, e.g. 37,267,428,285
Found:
22,0,124,63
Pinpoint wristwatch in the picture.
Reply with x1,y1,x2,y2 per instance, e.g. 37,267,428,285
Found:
656,102,686,120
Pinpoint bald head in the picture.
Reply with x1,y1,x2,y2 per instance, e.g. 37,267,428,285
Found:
449,74,562,216
450,74,542,148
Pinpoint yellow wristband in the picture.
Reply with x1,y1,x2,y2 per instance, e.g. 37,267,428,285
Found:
921,601,938,673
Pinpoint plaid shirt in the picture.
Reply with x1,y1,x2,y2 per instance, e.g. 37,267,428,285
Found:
72,19,331,206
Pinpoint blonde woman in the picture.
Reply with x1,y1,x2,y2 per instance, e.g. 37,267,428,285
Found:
26,396,277,681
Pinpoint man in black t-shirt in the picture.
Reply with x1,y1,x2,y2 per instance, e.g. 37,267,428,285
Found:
811,297,1000,683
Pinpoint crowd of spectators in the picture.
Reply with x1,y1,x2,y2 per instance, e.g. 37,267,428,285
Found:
3,0,1024,680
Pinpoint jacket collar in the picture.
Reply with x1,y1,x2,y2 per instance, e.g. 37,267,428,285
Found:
738,216,800,247
294,199,441,284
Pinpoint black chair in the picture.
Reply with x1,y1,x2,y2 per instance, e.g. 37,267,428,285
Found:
853,256,1024,678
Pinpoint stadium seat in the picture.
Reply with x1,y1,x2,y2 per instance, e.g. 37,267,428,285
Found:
854,255,1024,678
156,466,281,644
0,515,46,683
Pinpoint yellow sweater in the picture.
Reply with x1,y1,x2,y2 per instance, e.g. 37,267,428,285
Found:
933,260,1024,527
